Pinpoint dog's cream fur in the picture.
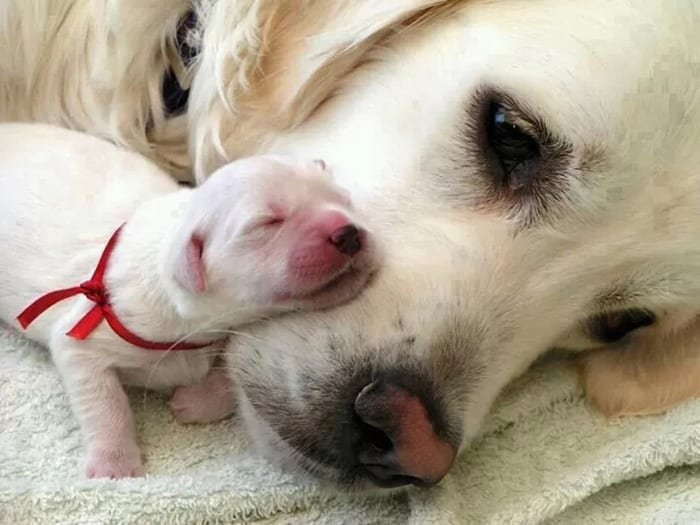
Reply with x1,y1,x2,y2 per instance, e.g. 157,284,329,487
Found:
2,0,700,487
0,1,447,180
0,123,374,478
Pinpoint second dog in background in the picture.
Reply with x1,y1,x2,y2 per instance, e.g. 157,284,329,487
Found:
0,123,378,479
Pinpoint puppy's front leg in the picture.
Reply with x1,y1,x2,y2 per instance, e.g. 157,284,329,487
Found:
581,313,700,417
50,335,143,478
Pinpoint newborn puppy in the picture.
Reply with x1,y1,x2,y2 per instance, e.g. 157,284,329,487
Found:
0,123,377,479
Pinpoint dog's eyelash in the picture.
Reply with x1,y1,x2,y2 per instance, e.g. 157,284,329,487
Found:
446,86,581,228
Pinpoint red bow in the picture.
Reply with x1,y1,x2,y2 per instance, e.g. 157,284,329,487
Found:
17,225,220,351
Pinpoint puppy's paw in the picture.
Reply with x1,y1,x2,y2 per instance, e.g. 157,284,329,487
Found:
85,446,144,479
170,377,235,424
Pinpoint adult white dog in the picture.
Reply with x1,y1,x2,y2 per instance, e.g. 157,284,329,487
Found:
2,0,700,489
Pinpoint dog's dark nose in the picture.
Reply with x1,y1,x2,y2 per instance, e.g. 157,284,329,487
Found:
329,225,361,255
352,381,456,488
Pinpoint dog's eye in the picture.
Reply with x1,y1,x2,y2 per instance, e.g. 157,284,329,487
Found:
487,103,540,190
260,217,284,227
240,215,285,238
252,216,285,233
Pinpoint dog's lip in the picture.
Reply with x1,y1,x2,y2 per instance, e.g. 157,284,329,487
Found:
275,263,373,308
349,463,431,489
304,263,356,295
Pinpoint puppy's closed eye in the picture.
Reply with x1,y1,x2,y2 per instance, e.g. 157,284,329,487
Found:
241,215,286,238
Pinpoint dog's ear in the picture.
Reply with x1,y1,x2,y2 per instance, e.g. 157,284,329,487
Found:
173,232,207,294
190,0,452,180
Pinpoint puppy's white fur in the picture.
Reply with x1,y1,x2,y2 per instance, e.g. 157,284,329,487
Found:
2,0,700,487
0,123,371,478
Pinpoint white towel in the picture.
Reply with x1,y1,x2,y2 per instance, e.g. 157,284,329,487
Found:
2,324,700,524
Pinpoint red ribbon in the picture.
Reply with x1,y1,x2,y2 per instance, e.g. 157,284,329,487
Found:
17,225,220,351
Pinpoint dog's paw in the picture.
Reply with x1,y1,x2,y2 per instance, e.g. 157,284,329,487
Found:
85,446,144,479
580,348,667,418
170,375,235,424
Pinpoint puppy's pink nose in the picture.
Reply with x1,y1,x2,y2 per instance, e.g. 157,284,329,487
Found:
353,381,456,488
329,224,361,255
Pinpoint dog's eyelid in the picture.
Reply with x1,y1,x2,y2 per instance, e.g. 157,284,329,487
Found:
491,102,535,134
474,87,568,151
495,101,554,149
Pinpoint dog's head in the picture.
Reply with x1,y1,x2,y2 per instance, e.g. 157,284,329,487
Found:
191,0,700,489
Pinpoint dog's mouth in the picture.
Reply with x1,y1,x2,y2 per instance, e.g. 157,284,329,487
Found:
278,262,377,310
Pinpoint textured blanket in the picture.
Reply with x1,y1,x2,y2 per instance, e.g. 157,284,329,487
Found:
2,324,700,524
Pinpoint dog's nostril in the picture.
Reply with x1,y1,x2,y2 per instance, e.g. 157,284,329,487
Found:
358,420,393,452
329,224,361,255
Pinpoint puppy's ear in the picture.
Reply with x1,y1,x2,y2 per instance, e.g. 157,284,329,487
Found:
173,233,207,294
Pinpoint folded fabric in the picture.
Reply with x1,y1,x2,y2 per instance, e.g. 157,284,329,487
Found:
2,324,699,524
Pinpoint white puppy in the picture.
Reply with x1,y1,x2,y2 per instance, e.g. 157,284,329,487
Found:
0,123,377,479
